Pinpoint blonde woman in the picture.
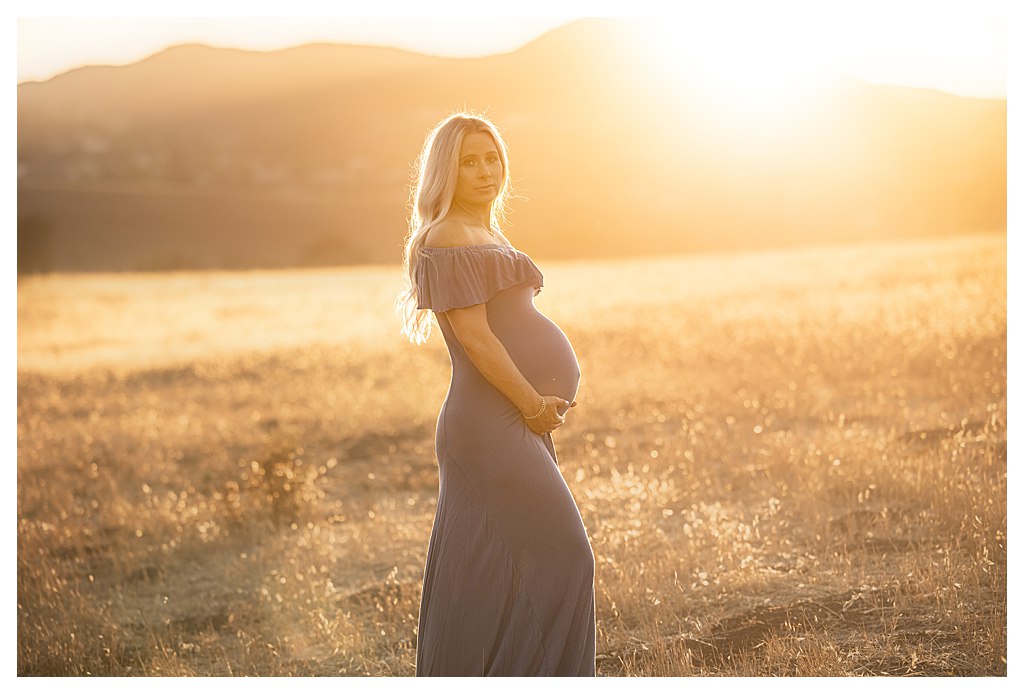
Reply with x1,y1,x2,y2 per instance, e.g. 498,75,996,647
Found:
396,112,595,676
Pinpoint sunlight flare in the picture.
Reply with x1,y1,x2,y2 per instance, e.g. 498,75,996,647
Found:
642,14,835,124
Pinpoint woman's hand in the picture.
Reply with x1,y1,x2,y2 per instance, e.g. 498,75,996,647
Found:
523,396,575,435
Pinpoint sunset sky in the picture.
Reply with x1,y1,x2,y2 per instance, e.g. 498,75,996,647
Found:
15,0,1009,99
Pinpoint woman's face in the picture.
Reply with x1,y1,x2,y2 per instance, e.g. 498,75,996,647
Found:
453,131,503,209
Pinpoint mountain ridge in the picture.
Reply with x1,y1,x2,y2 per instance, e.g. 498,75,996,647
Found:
17,18,1005,273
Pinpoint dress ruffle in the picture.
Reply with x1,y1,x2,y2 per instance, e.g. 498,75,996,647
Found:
415,243,544,313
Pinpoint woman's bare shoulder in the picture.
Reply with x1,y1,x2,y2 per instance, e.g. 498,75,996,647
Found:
423,219,492,249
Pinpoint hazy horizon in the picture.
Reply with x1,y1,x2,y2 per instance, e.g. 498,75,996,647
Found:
16,15,1005,274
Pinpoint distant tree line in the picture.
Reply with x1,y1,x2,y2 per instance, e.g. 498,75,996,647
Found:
18,214,53,274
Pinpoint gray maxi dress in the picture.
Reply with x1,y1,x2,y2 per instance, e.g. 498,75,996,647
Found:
413,242,596,676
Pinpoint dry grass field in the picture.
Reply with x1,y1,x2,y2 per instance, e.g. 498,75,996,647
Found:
17,232,1006,676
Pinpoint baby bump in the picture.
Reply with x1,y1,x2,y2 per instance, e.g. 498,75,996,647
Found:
499,314,580,416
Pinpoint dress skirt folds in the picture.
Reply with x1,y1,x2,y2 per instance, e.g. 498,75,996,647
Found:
413,243,595,676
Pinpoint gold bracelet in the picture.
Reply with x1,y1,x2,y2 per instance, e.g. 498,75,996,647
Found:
523,397,546,420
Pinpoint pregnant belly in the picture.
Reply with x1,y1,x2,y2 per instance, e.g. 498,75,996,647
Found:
501,314,581,416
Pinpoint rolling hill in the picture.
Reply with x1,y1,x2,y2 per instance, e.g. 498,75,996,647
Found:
16,18,1006,272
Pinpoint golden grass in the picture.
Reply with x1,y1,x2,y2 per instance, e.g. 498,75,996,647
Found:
17,232,1006,676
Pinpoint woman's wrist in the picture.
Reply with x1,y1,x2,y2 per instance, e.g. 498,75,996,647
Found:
522,394,546,419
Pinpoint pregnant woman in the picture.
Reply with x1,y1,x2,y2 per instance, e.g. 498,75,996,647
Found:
395,112,596,676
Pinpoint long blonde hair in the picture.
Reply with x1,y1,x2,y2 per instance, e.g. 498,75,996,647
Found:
394,111,514,344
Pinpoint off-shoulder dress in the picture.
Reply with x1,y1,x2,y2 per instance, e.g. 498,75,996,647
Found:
413,242,596,676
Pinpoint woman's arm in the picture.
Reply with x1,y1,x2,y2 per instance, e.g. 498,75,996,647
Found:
443,303,566,431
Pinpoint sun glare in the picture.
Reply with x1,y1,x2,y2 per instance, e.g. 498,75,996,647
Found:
637,0,1006,108
643,16,835,122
